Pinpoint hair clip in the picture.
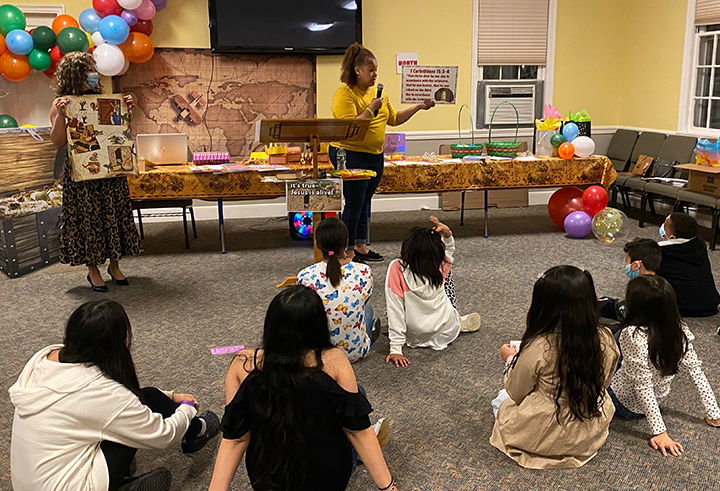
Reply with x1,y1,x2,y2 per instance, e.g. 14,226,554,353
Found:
327,251,335,256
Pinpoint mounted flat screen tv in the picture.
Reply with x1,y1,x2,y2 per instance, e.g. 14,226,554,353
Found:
209,0,362,54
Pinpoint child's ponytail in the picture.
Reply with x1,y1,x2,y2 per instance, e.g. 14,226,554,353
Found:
314,218,349,288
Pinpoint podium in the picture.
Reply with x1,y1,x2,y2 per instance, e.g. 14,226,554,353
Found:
256,118,370,286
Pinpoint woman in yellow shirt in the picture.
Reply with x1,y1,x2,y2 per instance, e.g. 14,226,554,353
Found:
332,43,434,262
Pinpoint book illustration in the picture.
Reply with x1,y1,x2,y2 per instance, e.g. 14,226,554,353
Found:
82,152,101,174
67,118,101,154
94,98,125,125
107,146,134,172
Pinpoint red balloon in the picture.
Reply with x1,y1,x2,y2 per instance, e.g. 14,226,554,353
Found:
582,185,609,216
92,0,122,17
131,19,153,36
50,45,62,64
548,187,583,227
558,142,575,159
44,62,57,78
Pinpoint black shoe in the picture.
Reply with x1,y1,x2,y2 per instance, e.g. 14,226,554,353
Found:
118,467,172,491
351,251,367,263
182,411,221,454
107,268,129,286
371,318,381,344
362,249,384,262
87,275,108,292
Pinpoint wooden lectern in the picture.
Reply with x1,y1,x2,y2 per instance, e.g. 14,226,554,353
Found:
256,119,370,287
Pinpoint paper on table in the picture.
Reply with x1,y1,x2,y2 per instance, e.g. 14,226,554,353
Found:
515,155,542,161
486,156,512,160
392,160,438,165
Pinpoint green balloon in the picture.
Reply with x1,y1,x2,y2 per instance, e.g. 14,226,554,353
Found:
31,25,55,51
0,114,19,128
0,4,26,37
28,48,51,71
56,27,88,54
550,133,566,148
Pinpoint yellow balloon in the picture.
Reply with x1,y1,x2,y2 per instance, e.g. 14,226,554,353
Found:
86,31,94,49
20,124,37,128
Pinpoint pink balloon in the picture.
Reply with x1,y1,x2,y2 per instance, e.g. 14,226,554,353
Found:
131,0,156,20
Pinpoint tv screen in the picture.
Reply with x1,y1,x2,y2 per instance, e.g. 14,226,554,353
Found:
209,0,362,54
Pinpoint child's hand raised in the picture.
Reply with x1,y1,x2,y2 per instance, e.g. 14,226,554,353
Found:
429,216,452,238
385,353,411,368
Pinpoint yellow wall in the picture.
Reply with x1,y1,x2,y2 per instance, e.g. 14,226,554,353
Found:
17,0,692,132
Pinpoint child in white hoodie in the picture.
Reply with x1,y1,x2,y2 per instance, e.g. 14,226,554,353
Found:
9,300,220,491
385,216,480,367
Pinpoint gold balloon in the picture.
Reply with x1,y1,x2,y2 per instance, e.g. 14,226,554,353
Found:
591,207,629,244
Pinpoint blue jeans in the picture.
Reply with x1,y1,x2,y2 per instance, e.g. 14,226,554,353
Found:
608,386,645,420
329,146,384,246
364,303,375,344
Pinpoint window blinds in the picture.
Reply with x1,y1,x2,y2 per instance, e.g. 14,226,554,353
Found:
696,0,720,26
477,0,550,65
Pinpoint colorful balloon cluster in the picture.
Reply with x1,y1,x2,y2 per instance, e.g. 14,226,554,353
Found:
0,0,165,82
548,185,617,239
549,123,596,159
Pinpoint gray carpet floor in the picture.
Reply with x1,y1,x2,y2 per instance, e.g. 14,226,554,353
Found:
2,205,720,490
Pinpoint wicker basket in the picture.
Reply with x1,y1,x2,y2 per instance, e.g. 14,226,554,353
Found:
487,102,521,157
450,105,484,158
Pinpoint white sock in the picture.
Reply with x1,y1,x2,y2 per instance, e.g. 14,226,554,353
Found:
197,417,207,437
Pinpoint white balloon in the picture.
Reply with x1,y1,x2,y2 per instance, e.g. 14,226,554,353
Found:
118,0,143,9
572,136,596,158
118,58,131,76
91,31,106,47
94,44,126,77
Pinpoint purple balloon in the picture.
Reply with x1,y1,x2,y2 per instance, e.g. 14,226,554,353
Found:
150,0,167,10
563,211,592,238
121,10,138,26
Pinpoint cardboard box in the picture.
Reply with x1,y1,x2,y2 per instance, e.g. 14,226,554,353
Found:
441,189,528,210
675,164,720,196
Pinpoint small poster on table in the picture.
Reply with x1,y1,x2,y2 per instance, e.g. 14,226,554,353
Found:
401,65,458,105
286,179,343,212
65,94,137,182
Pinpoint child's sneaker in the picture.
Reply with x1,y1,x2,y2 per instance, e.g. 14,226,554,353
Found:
460,313,481,333
181,411,220,454
373,418,389,449
371,318,382,344
118,467,172,491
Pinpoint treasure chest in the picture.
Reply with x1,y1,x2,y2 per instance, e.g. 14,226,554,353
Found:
0,127,63,277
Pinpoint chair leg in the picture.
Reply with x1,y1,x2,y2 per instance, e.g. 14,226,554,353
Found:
673,199,682,212
639,193,648,228
648,197,656,216
460,191,466,226
136,209,144,239
189,206,197,238
182,206,190,249
712,209,719,251
611,186,618,208
621,190,629,209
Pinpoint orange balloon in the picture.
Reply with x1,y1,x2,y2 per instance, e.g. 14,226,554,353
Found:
558,142,575,159
119,32,154,63
0,34,6,56
52,15,79,35
0,52,31,82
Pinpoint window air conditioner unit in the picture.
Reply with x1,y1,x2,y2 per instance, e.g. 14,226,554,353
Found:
476,80,543,128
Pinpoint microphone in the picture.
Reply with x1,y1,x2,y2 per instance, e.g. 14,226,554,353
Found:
374,83,383,116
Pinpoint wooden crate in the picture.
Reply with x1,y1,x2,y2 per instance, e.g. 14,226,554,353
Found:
0,128,62,277
0,207,61,277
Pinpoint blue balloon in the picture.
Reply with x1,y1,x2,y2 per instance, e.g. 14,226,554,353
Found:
79,8,102,34
562,122,579,142
6,29,33,55
98,15,130,45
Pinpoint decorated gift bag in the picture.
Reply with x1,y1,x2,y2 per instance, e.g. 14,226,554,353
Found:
65,94,137,182
534,105,562,157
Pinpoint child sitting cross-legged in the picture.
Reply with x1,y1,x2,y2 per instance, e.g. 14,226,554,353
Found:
384,216,480,368
298,217,378,363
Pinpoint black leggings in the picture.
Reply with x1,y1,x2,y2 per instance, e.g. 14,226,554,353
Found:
101,387,202,491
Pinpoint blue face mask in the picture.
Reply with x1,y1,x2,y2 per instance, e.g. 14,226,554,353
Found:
659,223,667,239
625,263,640,280
86,72,100,90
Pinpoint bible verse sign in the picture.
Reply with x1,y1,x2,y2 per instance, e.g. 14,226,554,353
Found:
401,65,458,105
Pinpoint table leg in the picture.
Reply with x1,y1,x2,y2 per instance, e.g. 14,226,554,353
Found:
484,189,489,238
218,199,226,254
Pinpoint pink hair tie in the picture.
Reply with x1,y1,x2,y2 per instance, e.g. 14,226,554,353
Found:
327,251,335,256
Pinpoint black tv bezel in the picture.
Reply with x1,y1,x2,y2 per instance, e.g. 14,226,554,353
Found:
208,0,362,55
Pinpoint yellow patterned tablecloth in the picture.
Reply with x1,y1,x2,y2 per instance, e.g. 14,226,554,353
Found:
127,156,616,200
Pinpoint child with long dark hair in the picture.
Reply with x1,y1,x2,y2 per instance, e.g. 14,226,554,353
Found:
211,285,395,491
384,216,480,367
490,266,619,469
609,275,720,456
298,217,378,363
10,300,219,491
